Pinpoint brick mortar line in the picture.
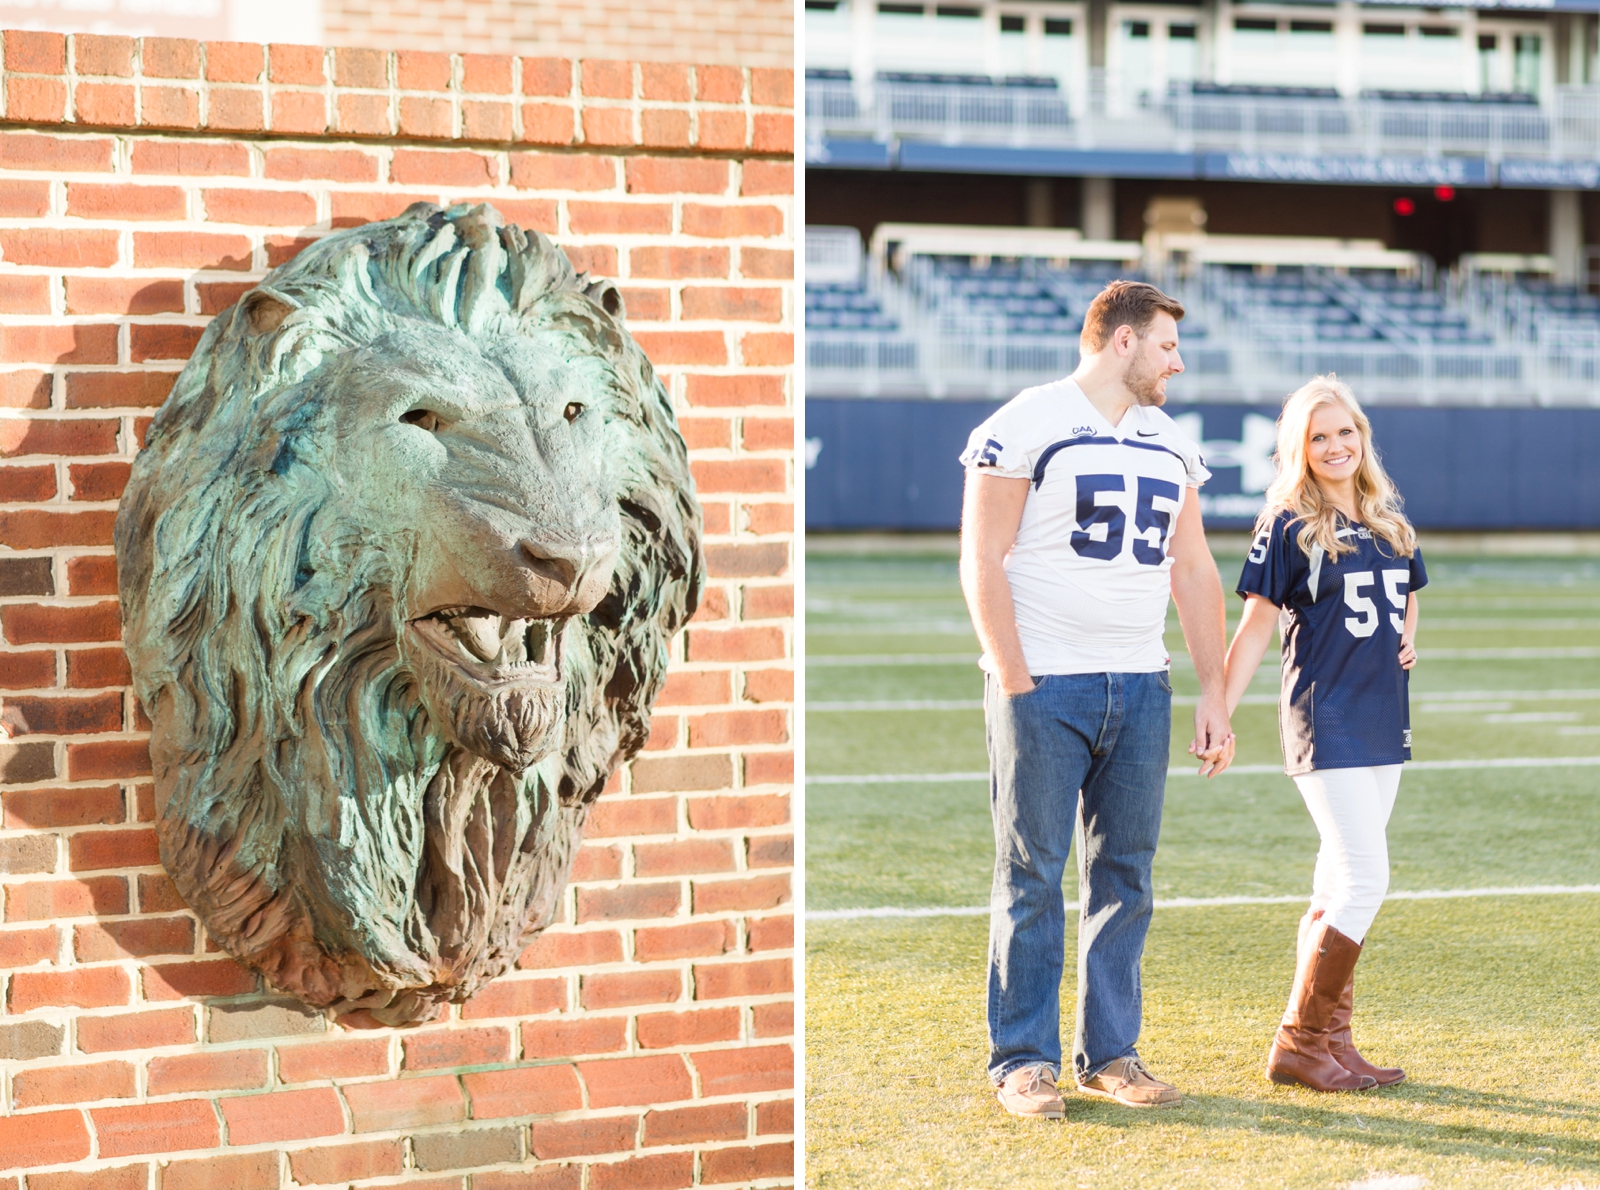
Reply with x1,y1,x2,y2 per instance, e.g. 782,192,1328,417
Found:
3,998,797,1028
0,199,798,213
0,1042,797,1066
0,118,795,160
0,1116,791,1149
0,690,795,709
0,1138,794,1171
11,37,794,92
0,770,790,785
0,494,792,509
0,729,793,748
0,879,790,898
3,993,798,1019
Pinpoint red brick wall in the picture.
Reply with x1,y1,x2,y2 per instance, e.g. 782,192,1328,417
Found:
0,31,794,1189
323,0,793,70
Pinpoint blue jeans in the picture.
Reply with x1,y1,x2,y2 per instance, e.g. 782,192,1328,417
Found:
984,670,1172,1086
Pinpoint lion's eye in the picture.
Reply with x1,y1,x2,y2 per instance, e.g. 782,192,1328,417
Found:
563,402,584,424
400,409,441,433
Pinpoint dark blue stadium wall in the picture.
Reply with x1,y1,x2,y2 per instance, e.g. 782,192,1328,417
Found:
805,398,1600,531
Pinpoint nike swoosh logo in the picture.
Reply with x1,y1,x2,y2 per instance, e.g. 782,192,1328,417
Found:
1136,430,1159,437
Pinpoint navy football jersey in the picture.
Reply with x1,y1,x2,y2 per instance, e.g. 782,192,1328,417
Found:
1237,511,1428,775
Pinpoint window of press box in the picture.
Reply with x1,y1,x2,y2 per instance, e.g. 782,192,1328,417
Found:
1000,13,1025,32
1420,25,1458,37
1169,23,1196,38
1290,20,1332,34
935,5,980,16
1235,18,1277,32
1044,17,1073,35
1125,20,1150,38
879,3,923,13
1514,33,1541,94
1362,23,1406,36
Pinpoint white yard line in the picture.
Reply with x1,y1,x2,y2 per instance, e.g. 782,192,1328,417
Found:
810,700,985,712
1422,618,1600,629
805,756,1600,785
807,654,978,667
808,624,978,636
807,771,991,785
1418,646,1600,659
809,646,1600,667
808,884,1600,922
809,690,1600,713
810,617,1600,632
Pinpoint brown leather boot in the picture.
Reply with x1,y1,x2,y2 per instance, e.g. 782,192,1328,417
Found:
1266,922,1377,1092
1328,975,1405,1086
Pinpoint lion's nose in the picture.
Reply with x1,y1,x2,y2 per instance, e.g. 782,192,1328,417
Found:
519,543,577,592
518,537,617,614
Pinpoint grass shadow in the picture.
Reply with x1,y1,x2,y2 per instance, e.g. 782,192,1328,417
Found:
1047,1082,1600,1170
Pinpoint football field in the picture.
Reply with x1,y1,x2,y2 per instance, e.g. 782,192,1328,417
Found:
804,540,1600,1190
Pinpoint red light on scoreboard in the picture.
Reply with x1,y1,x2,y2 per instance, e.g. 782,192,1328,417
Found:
1393,197,1416,216
1434,185,1456,201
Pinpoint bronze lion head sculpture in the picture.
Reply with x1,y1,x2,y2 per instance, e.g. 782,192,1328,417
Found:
114,203,703,1025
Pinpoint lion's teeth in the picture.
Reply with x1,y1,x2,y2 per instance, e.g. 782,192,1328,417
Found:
526,619,552,665
503,619,529,665
452,614,503,662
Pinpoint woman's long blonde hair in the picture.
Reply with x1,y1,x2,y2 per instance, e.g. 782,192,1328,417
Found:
1259,374,1417,559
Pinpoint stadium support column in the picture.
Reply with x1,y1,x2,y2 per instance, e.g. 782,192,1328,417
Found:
1089,0,1108,71
1027,180,1055,228
1552,190,1582,286
850,0,875,116
1333,0,1361,97
1084,177,1115,240
1214,0,1233,83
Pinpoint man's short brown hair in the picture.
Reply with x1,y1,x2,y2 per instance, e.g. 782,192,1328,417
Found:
1080,280,1185,352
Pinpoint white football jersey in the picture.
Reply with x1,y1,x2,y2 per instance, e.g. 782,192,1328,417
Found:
960,378,1210,675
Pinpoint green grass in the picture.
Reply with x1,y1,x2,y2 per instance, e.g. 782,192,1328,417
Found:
805,547,1600,1188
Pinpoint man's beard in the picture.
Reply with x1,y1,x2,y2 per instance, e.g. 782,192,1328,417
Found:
1125,350,1168,406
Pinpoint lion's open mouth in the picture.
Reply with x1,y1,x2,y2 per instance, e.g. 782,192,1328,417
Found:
409,607,565,684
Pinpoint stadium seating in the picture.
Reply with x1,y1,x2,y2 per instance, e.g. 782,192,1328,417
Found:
803,229,1600,400
1204,265,1492,346
805,280,901,333
910,258,1085,337
1503,277,1600,342
803,273,920,386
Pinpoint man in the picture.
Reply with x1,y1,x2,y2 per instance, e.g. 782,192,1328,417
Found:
958,280,1235,1121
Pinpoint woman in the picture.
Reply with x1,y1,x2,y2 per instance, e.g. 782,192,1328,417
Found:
1224,374,1424,1093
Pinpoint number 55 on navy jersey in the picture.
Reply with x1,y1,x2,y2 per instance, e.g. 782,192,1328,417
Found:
1238,510,1428,775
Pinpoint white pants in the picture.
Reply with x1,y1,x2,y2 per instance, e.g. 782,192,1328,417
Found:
1291,765,1403,944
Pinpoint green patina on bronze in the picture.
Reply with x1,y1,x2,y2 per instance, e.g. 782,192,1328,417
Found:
114,203,704,1026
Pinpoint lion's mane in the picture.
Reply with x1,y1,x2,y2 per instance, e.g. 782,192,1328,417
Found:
114,203,703,1024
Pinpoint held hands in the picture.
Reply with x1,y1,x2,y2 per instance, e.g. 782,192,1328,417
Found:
1398,637,1417,670
1189,695,1235,778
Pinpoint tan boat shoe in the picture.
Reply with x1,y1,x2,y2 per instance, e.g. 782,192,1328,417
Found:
996,1064,1066,1120
1076,1056,1182,1107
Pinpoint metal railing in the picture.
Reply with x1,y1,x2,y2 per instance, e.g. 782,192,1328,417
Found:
806,324,1600,404
806,73,1600,163
806,75,1080,147
1170,88,1559,160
